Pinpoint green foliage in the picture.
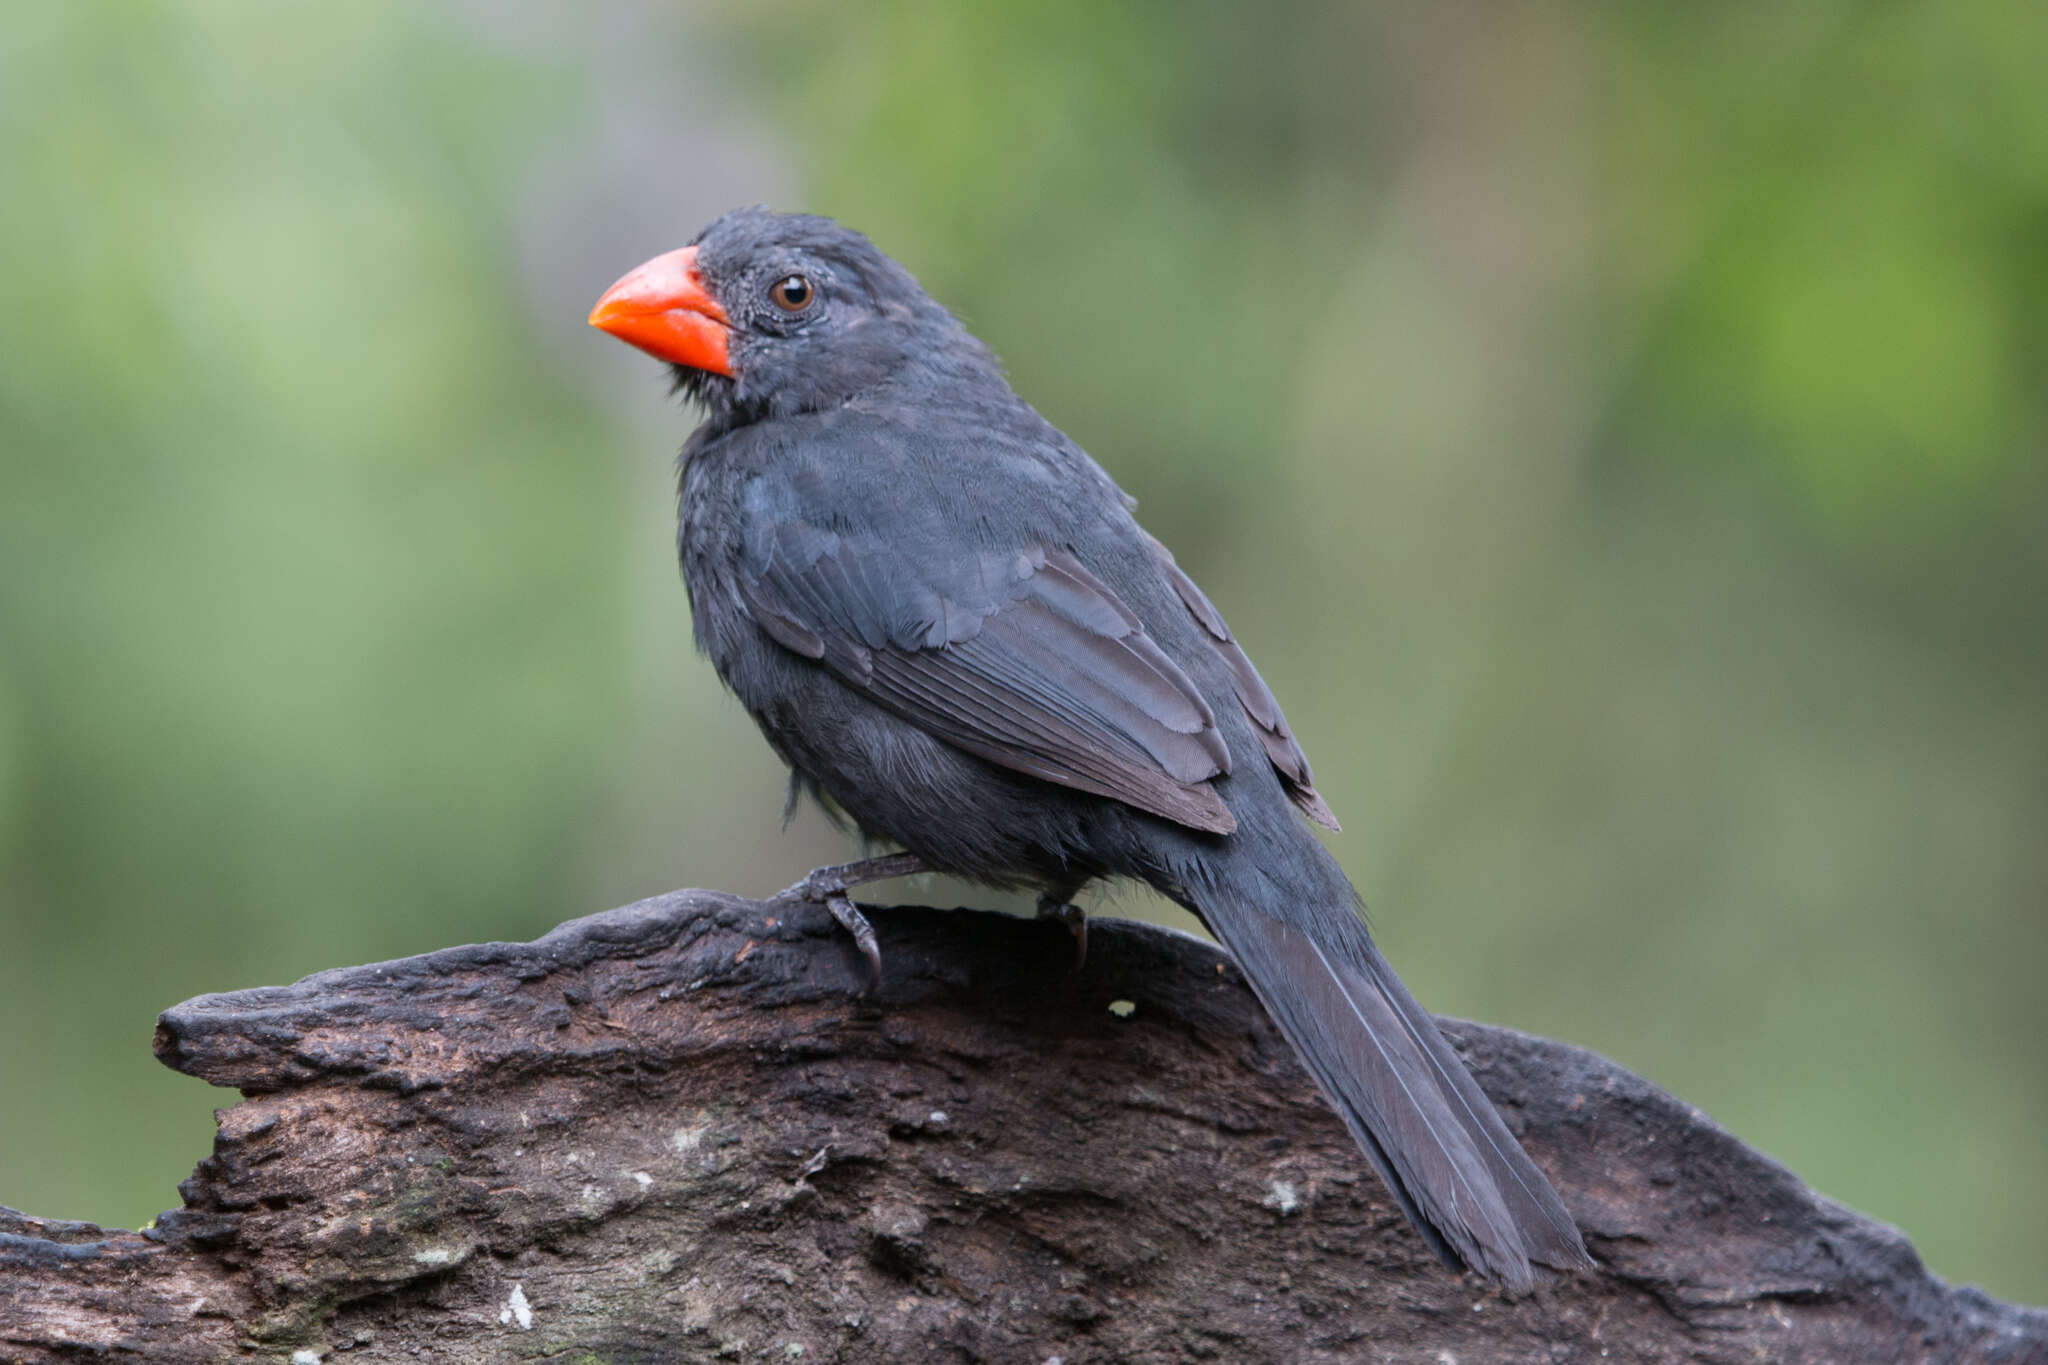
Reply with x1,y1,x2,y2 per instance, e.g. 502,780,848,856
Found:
0,2,622,1233
2,0,2044,1306
1603,1,2048,544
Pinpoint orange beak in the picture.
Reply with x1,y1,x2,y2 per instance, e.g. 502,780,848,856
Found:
588,245,733,377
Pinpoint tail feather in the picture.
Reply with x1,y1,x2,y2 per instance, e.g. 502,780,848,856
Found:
1358,931,1593,1273
1199,889,1592,1290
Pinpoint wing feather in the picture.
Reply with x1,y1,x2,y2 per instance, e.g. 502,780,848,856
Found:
743,522,1237,835
1145,534,1341,831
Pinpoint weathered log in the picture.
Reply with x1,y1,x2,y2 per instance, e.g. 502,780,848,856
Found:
1,889,2041,1363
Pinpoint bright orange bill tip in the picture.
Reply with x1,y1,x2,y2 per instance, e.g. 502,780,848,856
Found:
588,245,734,377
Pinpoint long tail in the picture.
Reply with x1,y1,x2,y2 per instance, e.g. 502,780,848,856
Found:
1188,859,1593,1290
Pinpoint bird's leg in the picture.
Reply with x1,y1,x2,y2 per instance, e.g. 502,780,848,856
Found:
774,851,930,993
1035,882,1090,973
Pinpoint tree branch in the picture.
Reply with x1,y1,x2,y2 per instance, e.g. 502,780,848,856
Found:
2,890,2041,1362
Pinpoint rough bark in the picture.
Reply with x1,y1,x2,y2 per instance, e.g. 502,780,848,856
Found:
1,889,2041,1364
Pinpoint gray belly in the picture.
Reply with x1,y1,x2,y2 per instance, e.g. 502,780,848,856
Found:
715,624,1120,892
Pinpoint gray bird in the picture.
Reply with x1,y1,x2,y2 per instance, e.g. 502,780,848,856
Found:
589,207,1593,1289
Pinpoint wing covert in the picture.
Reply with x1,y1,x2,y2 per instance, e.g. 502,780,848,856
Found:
739,521,1238,835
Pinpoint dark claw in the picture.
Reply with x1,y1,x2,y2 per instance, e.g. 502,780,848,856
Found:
773,852,928,995
826,893,883,994
1036,897,1088,973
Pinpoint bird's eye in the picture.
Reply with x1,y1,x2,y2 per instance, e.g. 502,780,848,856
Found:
768,274,814,312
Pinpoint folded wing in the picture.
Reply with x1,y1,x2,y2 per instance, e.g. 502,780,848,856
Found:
1145,534,1340,831
739,516,1238,835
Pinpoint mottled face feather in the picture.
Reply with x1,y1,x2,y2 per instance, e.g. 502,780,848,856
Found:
672,207,999,429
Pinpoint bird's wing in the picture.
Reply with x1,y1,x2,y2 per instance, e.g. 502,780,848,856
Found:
737,513,1239,835
1144,534,1340,831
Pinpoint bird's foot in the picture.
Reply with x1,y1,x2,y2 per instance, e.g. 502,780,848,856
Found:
774,852,929,994
1035,895,1088,973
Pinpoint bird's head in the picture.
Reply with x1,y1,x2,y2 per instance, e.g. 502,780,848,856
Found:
589,207,997,427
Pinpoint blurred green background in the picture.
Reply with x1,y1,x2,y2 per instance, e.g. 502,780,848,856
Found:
2,1,2043,1302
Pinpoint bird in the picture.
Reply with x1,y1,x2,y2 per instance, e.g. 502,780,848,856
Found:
588,206,1594,1290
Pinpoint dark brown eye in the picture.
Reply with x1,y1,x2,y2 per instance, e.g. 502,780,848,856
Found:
768,273,814,312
